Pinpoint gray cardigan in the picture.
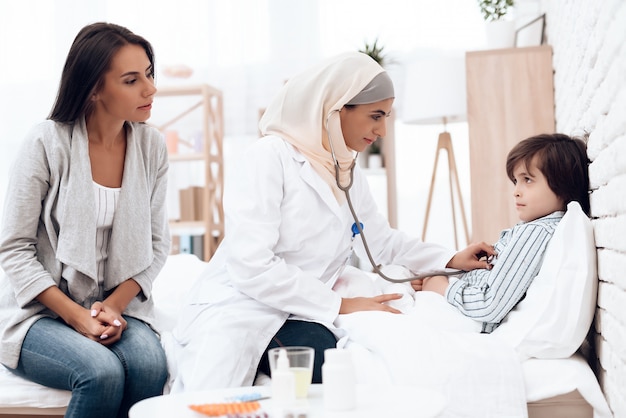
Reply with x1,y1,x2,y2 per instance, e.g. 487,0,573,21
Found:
0,119,170,368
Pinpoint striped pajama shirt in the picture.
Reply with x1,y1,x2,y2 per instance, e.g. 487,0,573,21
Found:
445,211,564,333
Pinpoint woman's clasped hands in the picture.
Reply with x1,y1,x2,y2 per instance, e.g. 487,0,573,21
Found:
76,301,127,345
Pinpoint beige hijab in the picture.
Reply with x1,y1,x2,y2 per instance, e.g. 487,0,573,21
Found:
259,52,389,202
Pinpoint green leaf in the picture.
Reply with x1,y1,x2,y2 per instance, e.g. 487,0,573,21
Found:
477,0,514,22
359,38,386,67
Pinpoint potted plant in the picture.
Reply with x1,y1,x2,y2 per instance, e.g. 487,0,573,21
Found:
478,0,516,49
359,38,386,67
478,0,514,21
366,139,384,169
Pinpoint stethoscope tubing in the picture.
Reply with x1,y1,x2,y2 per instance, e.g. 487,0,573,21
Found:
325,109,463,283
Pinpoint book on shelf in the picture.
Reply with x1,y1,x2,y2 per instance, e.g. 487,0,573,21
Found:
179,235,193,255
170,234,204,260
192,235,204,260
179,186,205,222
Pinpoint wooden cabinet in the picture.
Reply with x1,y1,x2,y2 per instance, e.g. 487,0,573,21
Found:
153,84,225,260
465,46,555,243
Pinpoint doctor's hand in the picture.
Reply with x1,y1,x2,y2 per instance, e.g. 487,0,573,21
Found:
447,241,496,272
339,294,402,314
410,279,424,291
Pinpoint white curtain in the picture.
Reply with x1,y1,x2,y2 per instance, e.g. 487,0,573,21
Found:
0,0,486,135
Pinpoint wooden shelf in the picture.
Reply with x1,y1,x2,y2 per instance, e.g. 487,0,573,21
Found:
169,220,205,231
155,84,225,261
157,84,222,97
168,153,205,162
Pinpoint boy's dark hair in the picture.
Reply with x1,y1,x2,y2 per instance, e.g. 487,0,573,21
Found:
506,133,590,216
49,22,155,123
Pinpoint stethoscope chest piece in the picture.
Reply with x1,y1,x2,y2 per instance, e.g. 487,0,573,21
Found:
351,222,363,238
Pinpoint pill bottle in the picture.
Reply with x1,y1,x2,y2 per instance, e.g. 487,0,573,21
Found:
272,348,296,405
322,348,356,411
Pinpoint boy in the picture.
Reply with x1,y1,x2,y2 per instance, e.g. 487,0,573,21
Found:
420,133,590,333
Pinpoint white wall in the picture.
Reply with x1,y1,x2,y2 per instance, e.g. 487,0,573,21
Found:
543,1,626,416
0,0,491,249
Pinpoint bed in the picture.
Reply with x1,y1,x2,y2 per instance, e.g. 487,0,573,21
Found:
0,203,613,417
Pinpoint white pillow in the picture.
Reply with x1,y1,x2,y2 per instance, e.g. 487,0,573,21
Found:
152,254,208,333
491,201,597,359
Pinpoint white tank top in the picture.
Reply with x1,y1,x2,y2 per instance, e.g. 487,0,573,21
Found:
93,182,121,288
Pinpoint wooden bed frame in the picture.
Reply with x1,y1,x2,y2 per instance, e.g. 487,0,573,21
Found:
0,390,593,418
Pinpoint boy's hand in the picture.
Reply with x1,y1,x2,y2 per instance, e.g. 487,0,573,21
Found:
422,276,449,295
410,278,423,291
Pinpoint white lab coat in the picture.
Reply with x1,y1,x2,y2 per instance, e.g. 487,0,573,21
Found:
170,136,455,392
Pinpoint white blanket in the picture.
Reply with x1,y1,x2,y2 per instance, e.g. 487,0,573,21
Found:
335,307,528,418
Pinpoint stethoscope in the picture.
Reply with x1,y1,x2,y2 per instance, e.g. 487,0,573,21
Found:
325,109,464,283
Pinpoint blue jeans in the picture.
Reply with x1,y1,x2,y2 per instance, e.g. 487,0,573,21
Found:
9,316,167,418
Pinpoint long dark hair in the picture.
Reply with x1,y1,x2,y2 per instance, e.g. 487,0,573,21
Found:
48,22,155,123
506,133,590,216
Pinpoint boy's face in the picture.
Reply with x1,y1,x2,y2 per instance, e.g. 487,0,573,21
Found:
512,157,565,222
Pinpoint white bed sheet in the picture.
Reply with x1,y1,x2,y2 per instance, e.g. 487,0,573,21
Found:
0,255,611,417
522,354,611,418
0,365,71,411
335,310,528,417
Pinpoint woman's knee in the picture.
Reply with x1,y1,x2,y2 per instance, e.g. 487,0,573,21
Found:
127,345,168,383
19,318,125,393
114,317,168,383
77,351,125,393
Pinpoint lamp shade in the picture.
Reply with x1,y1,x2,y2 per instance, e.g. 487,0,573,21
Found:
400,50,467,126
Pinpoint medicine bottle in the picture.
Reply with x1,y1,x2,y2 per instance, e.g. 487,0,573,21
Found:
271,348,296,405
322,348,356,410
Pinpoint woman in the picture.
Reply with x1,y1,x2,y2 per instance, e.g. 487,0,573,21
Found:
170,52,492,392
0,23,169,418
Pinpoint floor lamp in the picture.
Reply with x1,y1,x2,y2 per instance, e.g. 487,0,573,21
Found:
401,51,469,249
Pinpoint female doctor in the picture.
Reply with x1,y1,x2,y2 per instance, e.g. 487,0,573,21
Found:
170,52,493,392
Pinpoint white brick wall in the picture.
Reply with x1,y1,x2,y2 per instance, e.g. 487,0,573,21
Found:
543,1,626,416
